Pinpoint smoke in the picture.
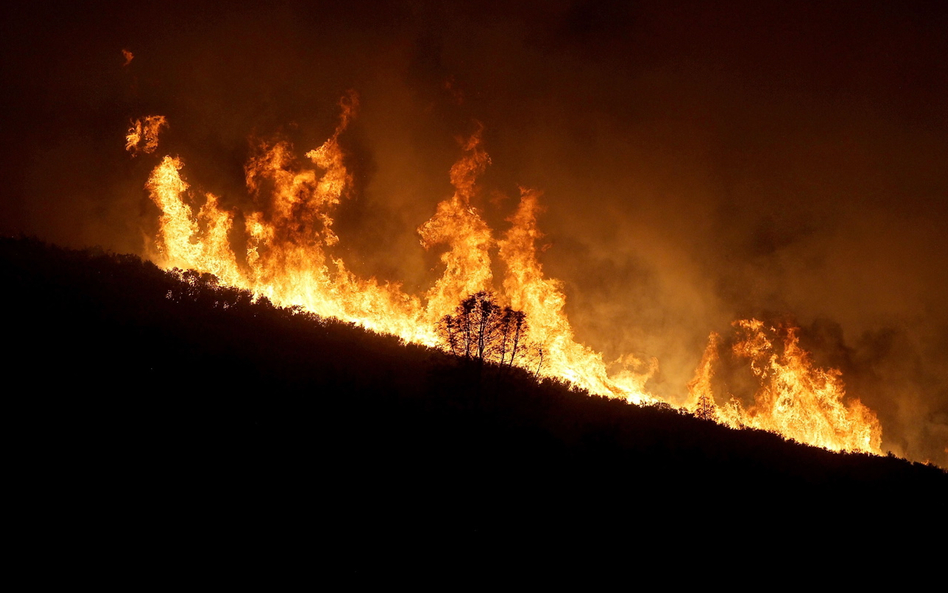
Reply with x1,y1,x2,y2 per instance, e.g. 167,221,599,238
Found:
2,1,946,464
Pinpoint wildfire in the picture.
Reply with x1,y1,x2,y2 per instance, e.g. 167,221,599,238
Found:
133,94,882,455
126,115,167,157
687,320,882,453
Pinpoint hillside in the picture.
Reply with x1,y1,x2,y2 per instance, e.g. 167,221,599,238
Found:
4,236,945,572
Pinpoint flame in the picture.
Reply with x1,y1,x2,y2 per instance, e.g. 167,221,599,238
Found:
122,49,134,66
687,320,882,454
126,115,167,156
688,332,721,421
498,187,655,403
418,125,494,325
145,94,429,343
134,94,883,455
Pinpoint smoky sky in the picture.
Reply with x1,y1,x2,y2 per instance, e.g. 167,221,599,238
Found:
2,0,946,465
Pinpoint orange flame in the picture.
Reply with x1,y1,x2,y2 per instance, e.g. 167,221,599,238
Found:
126,115,167,157
418,125,494,325
687,320,882,453
134,95,883,456
498,187,656,403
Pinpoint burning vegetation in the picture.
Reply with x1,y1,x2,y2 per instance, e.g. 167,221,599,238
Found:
132,94,883,457
687,321,882,453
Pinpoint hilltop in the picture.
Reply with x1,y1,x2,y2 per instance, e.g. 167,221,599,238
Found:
4,236,944,572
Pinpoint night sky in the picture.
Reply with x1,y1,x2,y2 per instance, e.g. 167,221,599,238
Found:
2,1,946,465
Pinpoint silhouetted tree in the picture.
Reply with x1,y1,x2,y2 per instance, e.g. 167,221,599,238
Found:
694,392,716,421
532,345,544,379
497,307,527,367
438,292,529,367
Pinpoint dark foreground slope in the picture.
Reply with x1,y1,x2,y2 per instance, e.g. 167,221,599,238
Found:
4,237,945,573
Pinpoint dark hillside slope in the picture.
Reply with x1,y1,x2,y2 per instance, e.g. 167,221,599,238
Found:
4,237,945,570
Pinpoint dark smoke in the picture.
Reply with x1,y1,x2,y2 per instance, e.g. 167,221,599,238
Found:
2,1,945,465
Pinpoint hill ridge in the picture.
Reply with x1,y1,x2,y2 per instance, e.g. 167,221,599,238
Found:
4,236,945,563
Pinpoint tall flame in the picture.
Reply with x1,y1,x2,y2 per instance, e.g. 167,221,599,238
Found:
498,188,655,403
687,320,882,453
135,95,882,456
418,125,494,325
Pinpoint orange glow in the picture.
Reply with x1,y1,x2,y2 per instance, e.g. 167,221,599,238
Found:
126,115,167,157
135,96,883,456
